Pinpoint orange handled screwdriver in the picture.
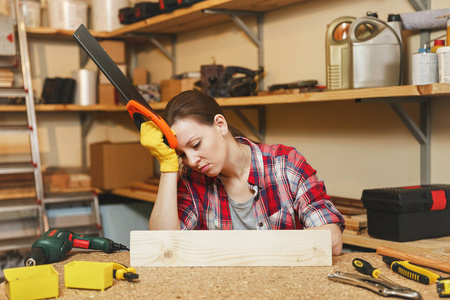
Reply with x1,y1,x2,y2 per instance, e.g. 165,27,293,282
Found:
352,258,397,284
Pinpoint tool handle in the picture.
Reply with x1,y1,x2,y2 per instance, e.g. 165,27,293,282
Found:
392,262,430,285
352,258,380,279
126,100,177,149
377,246,450,274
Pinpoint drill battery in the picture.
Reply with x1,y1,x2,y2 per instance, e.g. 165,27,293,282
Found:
361,184,450,242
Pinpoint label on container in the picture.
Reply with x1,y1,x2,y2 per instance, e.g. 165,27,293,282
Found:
438,52,450,83
412,53,438,85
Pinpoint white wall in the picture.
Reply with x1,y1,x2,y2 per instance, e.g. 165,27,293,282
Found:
3,0,449,199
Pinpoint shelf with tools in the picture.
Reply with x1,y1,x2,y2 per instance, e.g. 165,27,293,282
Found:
1,83,449,113
23,0,308,39
2,83,449,185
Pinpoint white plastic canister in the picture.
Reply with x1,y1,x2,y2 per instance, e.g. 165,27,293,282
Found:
437,46,450,83
92,0,128,32
72,69,97,106
411,48,438,85
47,0,88,30
22,0,41,28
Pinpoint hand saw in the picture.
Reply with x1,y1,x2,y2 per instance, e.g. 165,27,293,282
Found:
72,24,177,149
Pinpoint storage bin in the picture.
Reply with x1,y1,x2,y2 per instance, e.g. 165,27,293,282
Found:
361,184,450,242
4,265,58,300
65,261,113,291
47,0,88,30
22,0,41,28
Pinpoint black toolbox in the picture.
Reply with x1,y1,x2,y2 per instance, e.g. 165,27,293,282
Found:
361,185,450,242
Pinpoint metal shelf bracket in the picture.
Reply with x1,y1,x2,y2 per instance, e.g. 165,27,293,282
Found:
231,106,266,143
357,96,431,184
128,33,177,76
203,9,264,88
389,100,431,184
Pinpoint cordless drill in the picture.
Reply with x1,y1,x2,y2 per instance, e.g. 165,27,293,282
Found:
24,229,129,266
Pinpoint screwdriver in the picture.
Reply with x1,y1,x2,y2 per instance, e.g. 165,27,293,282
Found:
352,258,397,284
382,255,441,285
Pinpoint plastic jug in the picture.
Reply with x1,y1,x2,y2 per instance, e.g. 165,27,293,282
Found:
326,16,356,90
348,16,402,88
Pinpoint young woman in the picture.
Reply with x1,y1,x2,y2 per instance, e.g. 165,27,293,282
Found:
141,90,345,255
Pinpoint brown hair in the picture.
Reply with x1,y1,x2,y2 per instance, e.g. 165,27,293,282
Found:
164,90,244,137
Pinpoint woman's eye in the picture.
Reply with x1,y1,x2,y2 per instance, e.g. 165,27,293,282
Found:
193,141,201,149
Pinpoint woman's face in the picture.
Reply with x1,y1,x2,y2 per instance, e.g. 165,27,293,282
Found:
171,116,228,177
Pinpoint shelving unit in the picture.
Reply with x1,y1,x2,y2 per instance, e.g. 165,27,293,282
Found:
1,83,448,112
2,0,449,186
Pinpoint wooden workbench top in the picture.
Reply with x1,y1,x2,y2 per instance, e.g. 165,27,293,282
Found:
1,250,449,299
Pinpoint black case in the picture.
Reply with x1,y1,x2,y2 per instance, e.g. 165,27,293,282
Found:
361,185,450,242
134,2,161,21
119,7,135,24
42,77,76,104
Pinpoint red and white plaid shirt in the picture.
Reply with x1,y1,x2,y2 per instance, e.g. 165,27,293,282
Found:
177,137,345,231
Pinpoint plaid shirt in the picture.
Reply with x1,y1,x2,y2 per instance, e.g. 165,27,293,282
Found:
177,137,345,231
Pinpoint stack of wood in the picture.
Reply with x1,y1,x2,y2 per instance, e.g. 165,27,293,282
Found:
43,167,91,194
0,168,92,201
0,173,35,200
0,69,14,87
112,177,159,202
330,196,367,235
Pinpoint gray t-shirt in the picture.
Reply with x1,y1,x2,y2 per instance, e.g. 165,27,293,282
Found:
228,196,257,230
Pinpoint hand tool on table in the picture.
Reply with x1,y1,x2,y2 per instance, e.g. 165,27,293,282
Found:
24,229,129,266
328,271,422,299
377,246,450,274
382,256,441,285
352,258,397,284
437,277,450,298
112,262,139,281
72,24,177,149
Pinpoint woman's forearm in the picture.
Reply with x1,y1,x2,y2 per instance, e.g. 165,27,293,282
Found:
149,172,181,230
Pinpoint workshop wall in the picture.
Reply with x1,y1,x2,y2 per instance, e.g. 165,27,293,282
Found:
2,0,449,200
135,0,450,198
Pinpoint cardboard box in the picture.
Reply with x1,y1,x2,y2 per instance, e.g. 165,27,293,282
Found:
90,142,154,190
98,84,117,106
99,64,127,84
99,40,125,63
160,78,198,102
133,68,149,85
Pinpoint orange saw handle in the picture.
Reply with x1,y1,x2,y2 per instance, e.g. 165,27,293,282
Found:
126,100,177,149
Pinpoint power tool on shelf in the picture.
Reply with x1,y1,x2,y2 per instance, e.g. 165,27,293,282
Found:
24,229,129,266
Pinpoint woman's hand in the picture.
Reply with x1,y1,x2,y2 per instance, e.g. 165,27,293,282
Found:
306,223,343,255
140,121,179,173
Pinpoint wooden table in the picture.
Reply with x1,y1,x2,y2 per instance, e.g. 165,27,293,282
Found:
1,250,449,299
343,231,450,254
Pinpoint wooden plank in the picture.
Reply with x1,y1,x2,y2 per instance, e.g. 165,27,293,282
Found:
330,196,365,208
1,84,450,113
110,0,308,36
334,205,366,215
129,182,159,193
130,230,331,267
343,231,450,254
343,214,367,229
112,188,157,203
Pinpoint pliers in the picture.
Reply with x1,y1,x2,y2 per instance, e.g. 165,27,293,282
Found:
328,271,421,299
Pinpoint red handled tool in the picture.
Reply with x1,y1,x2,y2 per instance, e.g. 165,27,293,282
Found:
72,24,177,149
